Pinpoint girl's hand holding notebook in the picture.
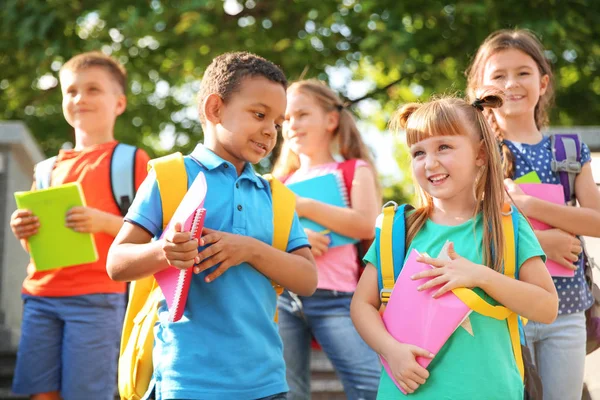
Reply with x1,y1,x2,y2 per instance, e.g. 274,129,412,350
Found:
380,340,432,394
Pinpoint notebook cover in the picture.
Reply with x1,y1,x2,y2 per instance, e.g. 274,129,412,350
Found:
154,172,208,322
518,183,574,277
286,172,357,247
14,182,98,271
380,249,471,394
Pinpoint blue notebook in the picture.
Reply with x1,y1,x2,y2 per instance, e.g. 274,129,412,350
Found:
286,172,358,248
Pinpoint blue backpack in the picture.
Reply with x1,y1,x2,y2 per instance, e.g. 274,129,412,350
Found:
34,143,138,216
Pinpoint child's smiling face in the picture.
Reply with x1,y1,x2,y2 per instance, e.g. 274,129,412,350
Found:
208,75,286,170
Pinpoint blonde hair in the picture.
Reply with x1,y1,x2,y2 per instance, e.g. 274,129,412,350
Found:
60,51,127,94
465,29,554,178
390,89,506,272
273,79,377,183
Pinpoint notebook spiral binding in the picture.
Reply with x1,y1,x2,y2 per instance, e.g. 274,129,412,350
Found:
169,208,206,322
333,170,350,207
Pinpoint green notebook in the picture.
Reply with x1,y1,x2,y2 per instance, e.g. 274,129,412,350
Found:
514,171,542,184
14,182,98,271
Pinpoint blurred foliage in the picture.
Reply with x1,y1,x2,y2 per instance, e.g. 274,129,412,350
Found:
1,0,599,193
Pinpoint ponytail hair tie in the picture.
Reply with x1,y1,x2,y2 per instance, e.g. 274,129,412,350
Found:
471,99,484,112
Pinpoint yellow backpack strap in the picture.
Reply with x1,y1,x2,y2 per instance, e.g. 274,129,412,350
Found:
380,205,396,304
264,174,296,322
147,152,188,229
501,203,525,380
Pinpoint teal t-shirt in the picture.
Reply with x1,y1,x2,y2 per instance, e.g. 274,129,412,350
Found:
363,211,544,400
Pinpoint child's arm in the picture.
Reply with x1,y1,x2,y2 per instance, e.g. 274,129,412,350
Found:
535,229,581,270
194,227,317,296
506,163,600,236
350,264,432,394
295,166,380,239
414,243,558,324
107,221,199,281
66,206,125,237
9,209,38,252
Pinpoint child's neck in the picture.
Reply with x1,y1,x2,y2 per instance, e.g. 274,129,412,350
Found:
496,113,542,144
431,197,478,226
298,150,336,169
73,128,115,150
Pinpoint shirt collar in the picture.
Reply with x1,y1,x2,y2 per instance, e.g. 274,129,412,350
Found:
190,144,264,189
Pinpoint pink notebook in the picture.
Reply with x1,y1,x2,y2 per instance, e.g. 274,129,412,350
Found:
380,249,471,394
154,172,208,322
519,183,574,277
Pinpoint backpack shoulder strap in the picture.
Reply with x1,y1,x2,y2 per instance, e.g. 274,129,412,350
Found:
378,202,413,303
264,174,296,322
110,143,138,216
148,152,188,229
34,156,58,190
550,133,582,203
264,174,296,252
501,203,525,380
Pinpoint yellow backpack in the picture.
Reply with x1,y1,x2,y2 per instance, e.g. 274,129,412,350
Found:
117,153,296,400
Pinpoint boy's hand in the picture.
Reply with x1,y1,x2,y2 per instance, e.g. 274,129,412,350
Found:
536,229,581,270
65,206,109,233
305,228,330,257
381,341,432,394
412,242,489,297
194,227,253,282
10,209,39,239
162,222,200,270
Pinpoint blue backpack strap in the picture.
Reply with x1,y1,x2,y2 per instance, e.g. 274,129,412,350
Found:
34,156,58,190
550,133,582,203
376,202,414,300
110,143,138,216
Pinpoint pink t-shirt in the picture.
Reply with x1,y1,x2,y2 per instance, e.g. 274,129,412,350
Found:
285,160,368,292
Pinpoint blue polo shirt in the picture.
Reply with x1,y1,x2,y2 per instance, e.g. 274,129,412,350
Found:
125,144,309,400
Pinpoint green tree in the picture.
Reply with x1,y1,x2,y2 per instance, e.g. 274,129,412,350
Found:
1,0,599,164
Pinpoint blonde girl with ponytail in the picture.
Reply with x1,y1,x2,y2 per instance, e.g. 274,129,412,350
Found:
351,91,558,399
273,79,381,400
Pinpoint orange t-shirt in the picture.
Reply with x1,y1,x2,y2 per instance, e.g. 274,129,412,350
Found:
22,141,150,297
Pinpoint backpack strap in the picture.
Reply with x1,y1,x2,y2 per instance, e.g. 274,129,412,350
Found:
550,133,582,203
377,202,413,303
111,143,138,216
500,203,525,380
264,174,296,322
34,156,58,190
148,153,188,229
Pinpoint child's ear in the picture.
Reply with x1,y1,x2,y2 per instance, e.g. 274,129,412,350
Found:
204,94,223,124
539,74,550,96
326,110,340,134
115,94,127,116
475,140,487,167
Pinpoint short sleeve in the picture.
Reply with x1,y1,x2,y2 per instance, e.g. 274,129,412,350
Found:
516,212,546,274
285,212,310,253
581,142,592,165
124,169,163,238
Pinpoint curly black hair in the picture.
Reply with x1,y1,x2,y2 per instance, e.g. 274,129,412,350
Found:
197,52,287,124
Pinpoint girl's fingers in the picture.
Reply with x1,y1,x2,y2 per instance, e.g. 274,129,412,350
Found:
417,275,449,291
432,282,455,298
397,380,413,394
411,267,445,281
416,256,446,268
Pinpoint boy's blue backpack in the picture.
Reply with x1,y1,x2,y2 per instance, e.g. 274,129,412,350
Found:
34,143,139,216
375,202,543,399
551,133,600,355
